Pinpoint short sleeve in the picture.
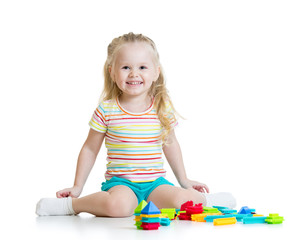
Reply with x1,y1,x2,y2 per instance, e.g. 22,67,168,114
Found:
165,100,178,129
89,102,107,133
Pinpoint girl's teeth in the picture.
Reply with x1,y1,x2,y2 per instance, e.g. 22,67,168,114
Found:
127,82,142,85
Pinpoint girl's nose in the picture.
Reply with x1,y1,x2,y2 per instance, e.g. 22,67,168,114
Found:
129,69,138,78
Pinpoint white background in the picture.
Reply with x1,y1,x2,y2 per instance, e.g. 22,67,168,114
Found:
0,0,299,239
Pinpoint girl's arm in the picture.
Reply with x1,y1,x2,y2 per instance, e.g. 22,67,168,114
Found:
163,129,209,193
56,129,105,198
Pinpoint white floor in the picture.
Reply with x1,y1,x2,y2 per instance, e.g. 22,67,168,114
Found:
5,208,295,240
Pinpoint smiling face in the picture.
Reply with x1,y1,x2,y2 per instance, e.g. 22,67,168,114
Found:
109,42,160,100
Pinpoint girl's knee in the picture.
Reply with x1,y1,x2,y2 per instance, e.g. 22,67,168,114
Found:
173,189,204,208
103,196,136,217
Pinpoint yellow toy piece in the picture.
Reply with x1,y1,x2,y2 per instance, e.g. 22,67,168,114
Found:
191,212,222,222
213,217,237,226
140,214,162,218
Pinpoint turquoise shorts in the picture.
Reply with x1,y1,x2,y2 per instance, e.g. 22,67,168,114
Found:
101,176,174,204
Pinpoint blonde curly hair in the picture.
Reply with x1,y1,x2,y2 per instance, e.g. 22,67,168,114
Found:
101,32,177,143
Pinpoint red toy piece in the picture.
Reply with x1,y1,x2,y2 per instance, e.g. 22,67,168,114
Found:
180,201,194,211
186,203,203,215
178,212,192,220
178,201,203,220
141,222,161,230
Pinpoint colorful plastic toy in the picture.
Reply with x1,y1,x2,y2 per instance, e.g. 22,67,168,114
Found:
178,201,203,220
140,201,161,230
234,214,253,222
135,200,284,230
213,206,229,211
134,200,148,214
160,217,171,226
186,203,203,215
191,213,207,222
265,213,284,224
180,201,194,211
134,200,149,229
140,222,160,230
243,216,267,224
213,217,237,226
238,206,252,214
205,214,236,222
141,201,161,215
221,209,237,214
203,206,220,213
161,208,176,220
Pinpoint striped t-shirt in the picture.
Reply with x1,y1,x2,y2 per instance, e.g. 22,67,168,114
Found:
89,98,178,182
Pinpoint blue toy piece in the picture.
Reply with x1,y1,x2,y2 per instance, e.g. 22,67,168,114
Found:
234,214,253,222
221,209,238,214
238,206,252,214
160,218,171,226
141,217,161,223
213,206,229,211
243,216,267,224
141,201,161,215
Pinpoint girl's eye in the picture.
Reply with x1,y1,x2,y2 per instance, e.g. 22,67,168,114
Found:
122,66,130,70
140,66,147,70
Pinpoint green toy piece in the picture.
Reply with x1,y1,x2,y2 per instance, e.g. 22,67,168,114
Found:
265,213,284,224
134,200,148,214
161,208,176,219
203,206,221,213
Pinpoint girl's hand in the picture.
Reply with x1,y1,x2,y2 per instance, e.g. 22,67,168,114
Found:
56,185,83,198
179,178,210,193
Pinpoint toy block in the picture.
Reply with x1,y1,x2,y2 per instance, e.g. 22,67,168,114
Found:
213,206,229,211
134,216,142,221
160,208,176,220
238,206,252,214
265,213,284,224
141,217,161,223
160,217,171,226
177,212,191,220
234,214,253,222
213,217,237,226
186,203,203,214
135,221,143,229
203,206,220,213
141,201,161,215
191,213,208,222
221,209,237,214
140,222,160,230
250,208,256,214
140,214,161,218
180,201,194,211
134,200,148,214
243,216,267,224
204,214,235,222
253,214,264,217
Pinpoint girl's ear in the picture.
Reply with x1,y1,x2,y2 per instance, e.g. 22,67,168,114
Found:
155,66,161,81
108,66,114,81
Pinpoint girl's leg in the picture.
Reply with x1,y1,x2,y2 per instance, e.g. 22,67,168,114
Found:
72,185,138,217
147,185,236,209
146,185,206,209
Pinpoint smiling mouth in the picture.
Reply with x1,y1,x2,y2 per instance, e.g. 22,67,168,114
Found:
126,81,143,85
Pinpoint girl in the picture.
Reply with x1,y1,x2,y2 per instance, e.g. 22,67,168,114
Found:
36,33,236,217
